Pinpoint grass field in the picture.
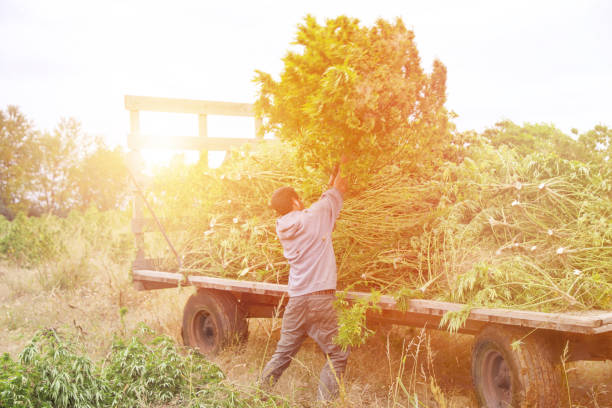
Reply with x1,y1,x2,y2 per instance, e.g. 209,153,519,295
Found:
1,261,611,407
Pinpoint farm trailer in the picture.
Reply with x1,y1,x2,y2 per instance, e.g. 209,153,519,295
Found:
132,269,612,407
125,95,612,408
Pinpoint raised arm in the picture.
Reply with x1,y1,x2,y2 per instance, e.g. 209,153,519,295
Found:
327,157,349,198
310,163,349,227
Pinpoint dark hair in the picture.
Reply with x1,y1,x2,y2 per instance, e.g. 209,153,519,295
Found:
270,186,298,216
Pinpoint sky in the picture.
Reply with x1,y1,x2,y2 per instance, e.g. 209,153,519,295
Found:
1,0,611,154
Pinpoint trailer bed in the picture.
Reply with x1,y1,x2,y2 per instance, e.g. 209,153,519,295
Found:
133,269,612,336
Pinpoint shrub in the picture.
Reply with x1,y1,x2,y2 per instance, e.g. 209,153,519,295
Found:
104,324,223,407
0,213,62,267
3,329,109,408
0,208,134,271
0,325,279,407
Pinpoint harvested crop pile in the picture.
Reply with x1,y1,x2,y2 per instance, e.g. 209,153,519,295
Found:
144,15,611,327
254,15,450,188
149,127,611,315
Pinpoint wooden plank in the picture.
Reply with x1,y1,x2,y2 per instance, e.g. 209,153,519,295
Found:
131,270,612,334
468,308,601,328
125,95,254,116
188,274,288,296
345,293,607,328
133,270,287,295
592,324,612,335
133,270,186,284
126,150,145,175
420,301,603,328
132,189,145,262
601,313,612,325
198,114,209,167
133,280,179,291
335,292,610,334
371,309,485,335
127,134,257,150
131,217,143,234
129,110,140,135
198,114,208,139
255,117,263,137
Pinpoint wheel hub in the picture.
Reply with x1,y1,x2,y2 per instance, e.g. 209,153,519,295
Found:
482,349,512,407
193,311,216,350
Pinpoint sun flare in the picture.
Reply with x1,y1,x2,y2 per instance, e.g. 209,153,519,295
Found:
134,107,258,170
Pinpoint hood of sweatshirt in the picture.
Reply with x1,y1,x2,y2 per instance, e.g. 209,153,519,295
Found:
276,210,305,241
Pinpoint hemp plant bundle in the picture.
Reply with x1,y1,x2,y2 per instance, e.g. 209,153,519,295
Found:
144,14,611,316
254,15,451,187
148,131,611,315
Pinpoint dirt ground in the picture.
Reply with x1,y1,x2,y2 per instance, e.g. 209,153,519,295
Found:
1,263,611,407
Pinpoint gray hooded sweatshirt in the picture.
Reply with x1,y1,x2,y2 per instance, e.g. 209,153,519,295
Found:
276,187,343,297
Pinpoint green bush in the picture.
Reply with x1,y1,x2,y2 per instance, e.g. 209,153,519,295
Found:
0,208,134,271
104,324,223,407
2,329,108,408
0,325,283,408
0,213,62,267
0,352,33,407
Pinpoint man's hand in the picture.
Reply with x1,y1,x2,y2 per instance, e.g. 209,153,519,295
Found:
333,171,348,197
327,155,349,188
327,163,340,188
327,156,350,196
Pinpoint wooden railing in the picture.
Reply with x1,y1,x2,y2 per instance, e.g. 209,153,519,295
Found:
125,95,263,267
125,95,262,150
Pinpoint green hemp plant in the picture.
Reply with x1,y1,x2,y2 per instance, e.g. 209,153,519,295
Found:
254,15,451,188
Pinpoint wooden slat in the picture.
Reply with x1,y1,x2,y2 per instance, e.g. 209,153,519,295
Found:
601,313,612,325
468,307,601,328
131,270,612,334
129,110,140,134
188,274,288,296
593,324,612,334
127,134,257,150
255,117,263,137
371,309,485,335
133,270,187,284
133,280,179,291
345,293,607,328
125,95,254,116
133,270,286,295
348,293,609,332
198,114,208,139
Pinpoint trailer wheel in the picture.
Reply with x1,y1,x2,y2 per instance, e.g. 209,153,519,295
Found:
472,325,563,408
182,289,248,356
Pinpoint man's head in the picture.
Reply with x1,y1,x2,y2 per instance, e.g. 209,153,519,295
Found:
270,186,303,216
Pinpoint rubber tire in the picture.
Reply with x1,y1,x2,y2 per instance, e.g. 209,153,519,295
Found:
182,289,248,356
472,325,563,408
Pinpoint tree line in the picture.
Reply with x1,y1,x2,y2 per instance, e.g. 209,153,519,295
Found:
0,106,128,219
2,103,610,221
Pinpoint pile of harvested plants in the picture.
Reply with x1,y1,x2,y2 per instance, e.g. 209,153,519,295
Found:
140,16,611,339
147,132,611,315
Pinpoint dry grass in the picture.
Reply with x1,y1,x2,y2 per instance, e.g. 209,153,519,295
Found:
1,261,610,407
0,261,191,359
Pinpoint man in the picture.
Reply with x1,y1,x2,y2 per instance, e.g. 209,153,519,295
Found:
261,167,349,402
